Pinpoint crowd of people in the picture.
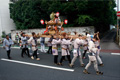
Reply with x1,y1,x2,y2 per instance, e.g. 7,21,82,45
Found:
2,31,104,75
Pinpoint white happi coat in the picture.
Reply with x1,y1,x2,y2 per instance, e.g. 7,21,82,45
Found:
88,40,98,53
47,38,52,47
95,41,101,50
28,37,37,51
52,39,61,55
3,38,14,51
73,38,84,56
21,36,28,48
61,39,71,56
88,40,98,61
87,34,91,42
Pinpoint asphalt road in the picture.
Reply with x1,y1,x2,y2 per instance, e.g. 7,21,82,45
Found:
0,29,120,80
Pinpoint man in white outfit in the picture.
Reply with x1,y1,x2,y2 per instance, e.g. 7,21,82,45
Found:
86,32,91,42
59,33,72,65
83,38,103,75
82,39,88,59
3,35,14,59
28,32,40,60
52,36,61,65
70,35,84,67
15,33,20,46
94,32,104,66
40,37,46,53
21,33,30,58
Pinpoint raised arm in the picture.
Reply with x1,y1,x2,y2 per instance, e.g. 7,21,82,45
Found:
62,39,71,45
54,39,61,44
27,37,32,44
97,32,100,41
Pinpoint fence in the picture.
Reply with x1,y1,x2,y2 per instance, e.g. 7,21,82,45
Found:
11,26,95,42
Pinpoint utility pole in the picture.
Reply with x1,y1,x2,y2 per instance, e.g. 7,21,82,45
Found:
0,10,3,37
117,0,119,44
117,0,120,46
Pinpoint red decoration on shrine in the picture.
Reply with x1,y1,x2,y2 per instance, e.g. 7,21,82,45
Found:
61,27,64,31
56,12,59,17
55,26,58,31
44,30,47,34
64,19,68,24
40,19,44,25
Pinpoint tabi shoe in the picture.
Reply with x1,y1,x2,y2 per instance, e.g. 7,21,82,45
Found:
83,69,90,74
81,64,85,67
36,58,40,60
31,56,34,59
98,63,104,66
54,63,59,65
63,59,67,61
69,64,74,68
58,63,63,66
96,71,103,75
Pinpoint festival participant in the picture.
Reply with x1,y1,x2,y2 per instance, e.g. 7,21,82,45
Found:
94,32,104,66
70,35,85,68
19,31,23,49
47,35,53,54
20,31,23,36
52,35,61,65
86,32,91,42
3,35,14,59
21,33,30,58
83,38,103,75
28,32,40,60
74,31,78,36
15,33,20,46
58,33,72,66
29,43,33,56
40,37,46,53
82,39,88,59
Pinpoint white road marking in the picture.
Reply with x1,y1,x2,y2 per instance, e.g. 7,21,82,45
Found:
111,53,120,55
1,58,74,72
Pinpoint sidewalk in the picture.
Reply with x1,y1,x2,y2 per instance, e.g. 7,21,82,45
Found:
100,29,120,53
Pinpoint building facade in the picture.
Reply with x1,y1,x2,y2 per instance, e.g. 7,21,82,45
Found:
0,0,16,37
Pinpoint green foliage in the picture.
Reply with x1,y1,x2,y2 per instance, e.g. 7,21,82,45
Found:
76,15,94,26
1,31,6,38
9,0,117,32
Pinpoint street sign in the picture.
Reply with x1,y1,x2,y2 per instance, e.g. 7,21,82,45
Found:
117,11,120,17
